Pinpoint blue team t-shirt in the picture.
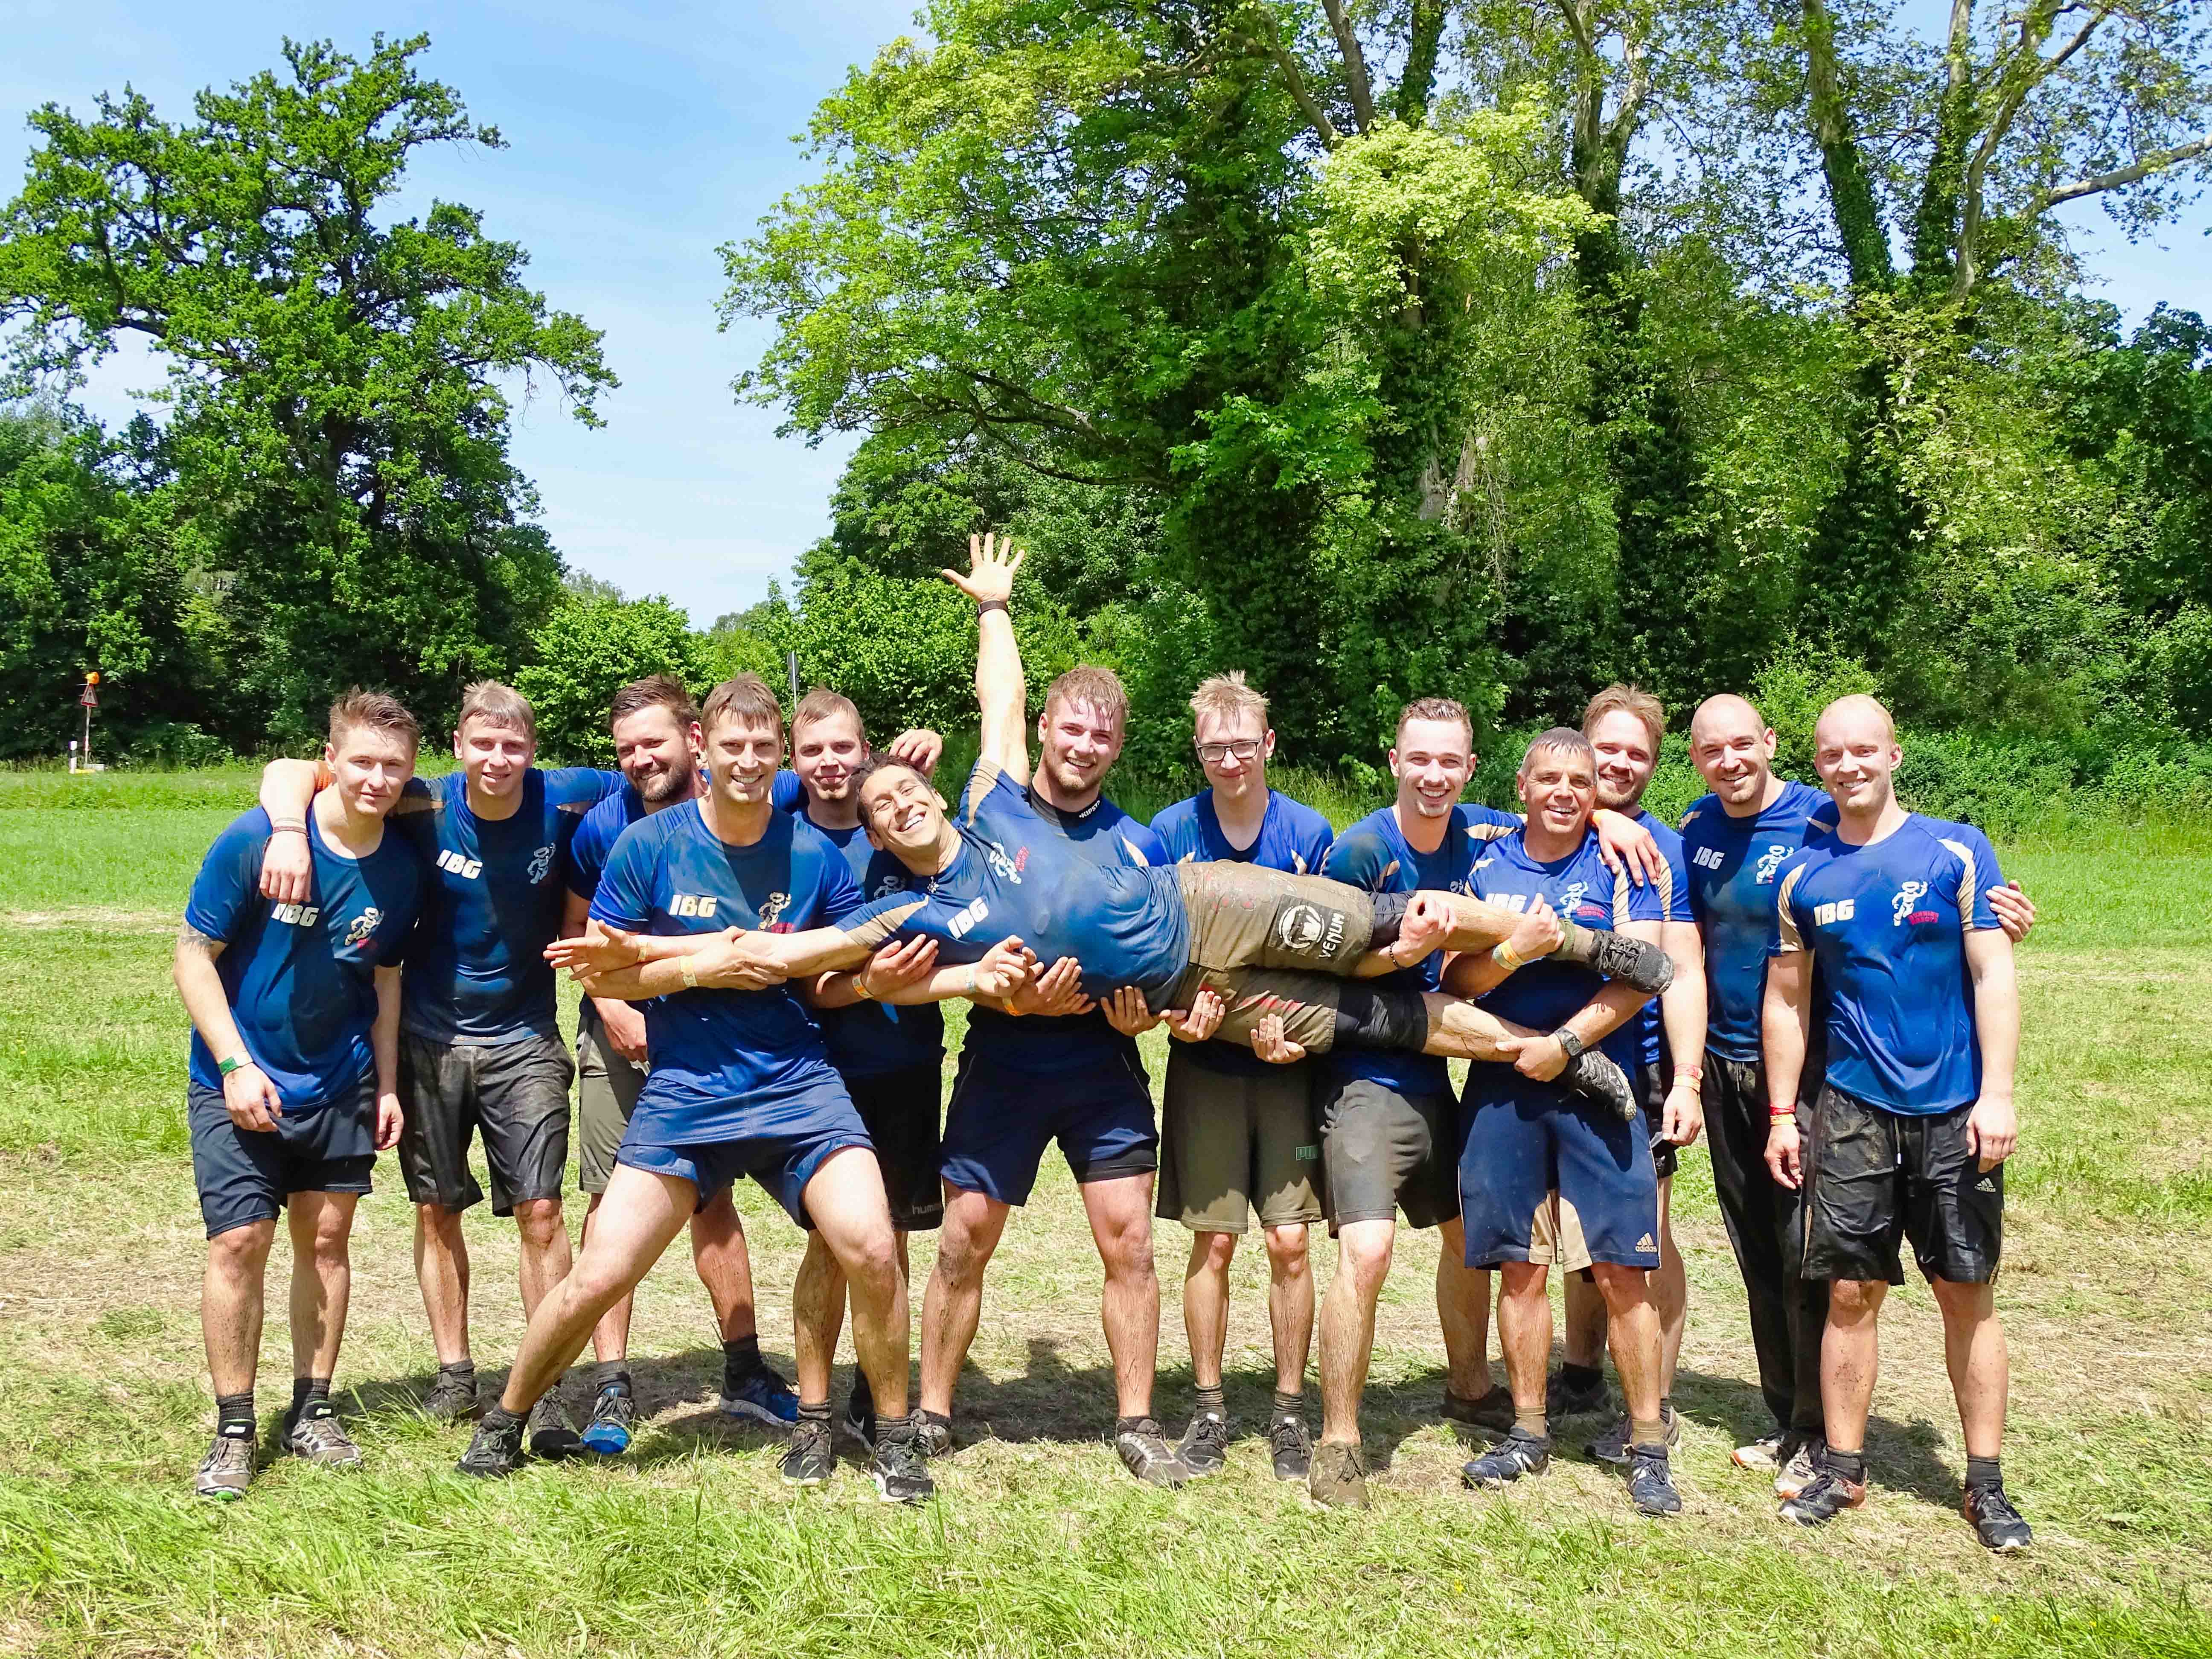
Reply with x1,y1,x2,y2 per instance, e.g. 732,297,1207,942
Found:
184,808,425,1109
1464,824,1667,1100
1773,813,2004,1115
1321,803,1517,1098
589,801,861,1142
567,782,647,902
397,767,622,1044
804,812,946,1078
1679,780,1837,1063
1152,787,1335,1076
845,760,1187,1071
1626,808,1695,1071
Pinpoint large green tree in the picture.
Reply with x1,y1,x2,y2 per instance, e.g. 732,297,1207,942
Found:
0,34,614,743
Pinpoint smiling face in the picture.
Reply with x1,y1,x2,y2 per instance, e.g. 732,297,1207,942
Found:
1194,707,1272,803
1037,696,1123,805
611,704,698,807
1688,696,1778,810
792,707,867,804
455,715,533,800
701,711,783,810
1586,708,1657,814
1517,742,1598,841
1390,716,1474,822
1812,698,1901,817
858,763,949,865
325,722,416,820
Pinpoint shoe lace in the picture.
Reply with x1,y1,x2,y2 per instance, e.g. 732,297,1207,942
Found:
1269,1415,1309,1455
1972,1484,2023,1524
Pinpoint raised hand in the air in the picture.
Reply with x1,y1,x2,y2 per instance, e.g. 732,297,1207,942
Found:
940,530,1026,607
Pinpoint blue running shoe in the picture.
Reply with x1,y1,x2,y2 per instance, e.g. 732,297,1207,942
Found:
581,1382,636,1455
720,1365,800,1428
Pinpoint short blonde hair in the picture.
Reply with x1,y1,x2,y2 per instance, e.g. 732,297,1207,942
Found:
329,689,419,750
1044,665,1128,730
700,673,786,739
792,686,867,744
1189,671,1268,731
1395,696,1473,745
1582,683,1665,754
457,681,535,741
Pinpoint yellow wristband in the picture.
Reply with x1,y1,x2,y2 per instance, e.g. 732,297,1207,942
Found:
1491,940,1527,973
680,955,699,990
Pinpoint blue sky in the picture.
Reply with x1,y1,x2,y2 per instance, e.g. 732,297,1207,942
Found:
3,2,2204,625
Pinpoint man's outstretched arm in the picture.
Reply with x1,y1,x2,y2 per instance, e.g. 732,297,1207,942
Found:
552,918,874,997
940,531,1029,787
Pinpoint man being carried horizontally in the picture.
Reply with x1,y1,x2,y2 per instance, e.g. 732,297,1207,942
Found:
1761,696,2031,1551
1446,728,1679,1517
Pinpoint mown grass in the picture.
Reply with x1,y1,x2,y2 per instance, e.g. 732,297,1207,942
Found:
0,791,2207,1655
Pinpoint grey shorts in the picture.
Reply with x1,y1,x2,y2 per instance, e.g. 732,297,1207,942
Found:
575,1010,646,1196
1316,1074,1458,1235
1156,1047,1324,1234
396,1028,573,1215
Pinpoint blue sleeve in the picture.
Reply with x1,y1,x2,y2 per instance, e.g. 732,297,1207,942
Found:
375,864,425,966
1661,841,1694,923
184,810,271,943
813,836,864,926
1300,816,1336,874
1121,819,1168,867
543,767,623,809
1771,853,1813,956
566,807,612,900
1148,802,1193,862
588,822,656,932
773,769,805,814
1623,865,1669,926
1322,827,1392,891
1954,825,2003,929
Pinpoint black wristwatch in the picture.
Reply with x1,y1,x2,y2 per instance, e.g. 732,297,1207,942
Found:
1551,1027,1586,1062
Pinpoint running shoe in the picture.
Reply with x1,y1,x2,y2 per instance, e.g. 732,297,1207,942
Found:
193,1430,255,1500
1441,1384,1516,1438
1626,1444,1682,1516
1774,1434,1825,1499
1778,1466,1867,1526
1962,1483,2033,1553
1462,1427,1552,1489
912,1409,955,1459
720,1364,801,1428
1558,927,1674,995
1564,1048,1641,1122
1307,1439,1369,1509
456,1413,526,1479
1732,1429,1786,1471
1588,1403,1677,1467
868,1431,935,1504
841,1376,877,1449
526,1395,583,1460
1177,1409,1231,1478
421,1370,479,1423
1114,1419,1189,1488
581,1382,637,1456
281,1402,362,1469
1546,1368,1609,1418
780,1416,835,1486
1269,1411,1313,1483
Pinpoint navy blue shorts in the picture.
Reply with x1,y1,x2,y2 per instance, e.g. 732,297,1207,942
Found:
940,1042,1156,1207
188,1078,377,1239
1459,1074,1659,1271
616,1097,874,1231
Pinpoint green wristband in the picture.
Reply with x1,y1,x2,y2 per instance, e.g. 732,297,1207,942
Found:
217,1054,250,1077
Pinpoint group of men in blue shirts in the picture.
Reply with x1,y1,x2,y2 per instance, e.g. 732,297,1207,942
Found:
174,534,2036,1549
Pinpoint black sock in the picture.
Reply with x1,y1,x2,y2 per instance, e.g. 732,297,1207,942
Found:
291,1377,332,1416
438,1359,476,1383
1116,1415,1157,1437
215,1391,255,1438
1659,1394,1673,1420
1272,1388,1303,1420
875,1411,914,1443
797,1400,831,1426
723,1335,762,1391
482,1403,523,1432
1193,1384,1226,1419
915,1406,950,1429
594,1362,631,1394
1824,1445,1867,1484
1965,1454,2002,1492
1562,1362,1603,1391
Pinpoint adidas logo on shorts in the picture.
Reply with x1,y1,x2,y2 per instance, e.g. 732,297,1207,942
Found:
1635,1233,1658,1253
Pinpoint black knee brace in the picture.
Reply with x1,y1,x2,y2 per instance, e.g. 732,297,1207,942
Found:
1331,984,1431,1054
1365,891,1411,951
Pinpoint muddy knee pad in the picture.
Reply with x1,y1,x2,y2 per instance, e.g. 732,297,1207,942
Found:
1331,984,1430,1054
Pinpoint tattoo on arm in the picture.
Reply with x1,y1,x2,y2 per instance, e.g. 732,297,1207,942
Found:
177,923,224,960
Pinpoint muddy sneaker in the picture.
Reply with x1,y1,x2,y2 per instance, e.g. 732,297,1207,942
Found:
1774,1434,1825,1499
1546,1368,1609,1419
1441,1384,1516,1439
281,1401,362,1469
1462,1427,1552,1489
456,1412,526,1479
1563,1047,1641,1122
526,1395,583,1461
1962,1483,2032,1553
912,1409,955,1460
1115,1419,1188,1488
1269,1411,1313,1483
1178,1409,1231,1478
1627,1444,1682,1516
780,1415,835,1486
720,1365,801,1428
841,1374,876,1449
1778,1466,1867,1527
193,1429,255,1500
421,1369,479,1423
869,1430,935,1505
1732,1428,1786,1471
1307,1439,1369,1509
1589,1404,1678,1468
581,1382,637,1456
1557,925,1674,995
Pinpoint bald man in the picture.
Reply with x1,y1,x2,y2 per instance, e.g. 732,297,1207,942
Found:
1679,694,2033,1499
1760,696,2029,1551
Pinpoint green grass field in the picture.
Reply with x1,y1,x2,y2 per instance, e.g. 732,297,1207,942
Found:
1,779,2208,1656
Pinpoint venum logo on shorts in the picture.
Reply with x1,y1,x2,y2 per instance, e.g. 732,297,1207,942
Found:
1275,903,1344,958
343,906,381,946
272,901,321,927
946,896,991,940
527,843,556,885
670,893,720,918
1754,843,1791,884
1891,880,1929,926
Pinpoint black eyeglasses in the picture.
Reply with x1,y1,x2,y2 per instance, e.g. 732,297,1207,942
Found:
1195,739,1262,764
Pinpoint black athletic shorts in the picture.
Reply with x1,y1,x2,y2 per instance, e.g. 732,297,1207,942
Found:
841,1059,946,1232
396,1029,572,1215
1316,1074,1457,1234
1639,1059,1679,1181
188,1077,376,1239
1803,1083,2002,1285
